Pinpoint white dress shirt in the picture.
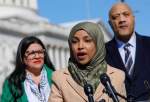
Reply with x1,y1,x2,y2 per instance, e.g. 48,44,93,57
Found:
115,32,136,73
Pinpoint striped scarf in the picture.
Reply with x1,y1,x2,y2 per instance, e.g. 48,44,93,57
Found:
26,67,48,102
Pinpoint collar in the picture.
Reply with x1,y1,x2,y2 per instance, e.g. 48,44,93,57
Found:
115,32,136,49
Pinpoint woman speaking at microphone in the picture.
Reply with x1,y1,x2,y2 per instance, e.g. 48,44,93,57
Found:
49,22,126,102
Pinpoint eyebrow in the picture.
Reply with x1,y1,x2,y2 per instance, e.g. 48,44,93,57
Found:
73,35,92,40
111,10,130,15
26,49,44,53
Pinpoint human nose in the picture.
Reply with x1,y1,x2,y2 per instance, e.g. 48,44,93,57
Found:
78,41,84,50
34,52,41,58
119,14,126,23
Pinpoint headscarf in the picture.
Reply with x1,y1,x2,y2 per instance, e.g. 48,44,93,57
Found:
68,22,107,92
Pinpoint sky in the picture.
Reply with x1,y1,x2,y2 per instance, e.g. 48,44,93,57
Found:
38,0,150,36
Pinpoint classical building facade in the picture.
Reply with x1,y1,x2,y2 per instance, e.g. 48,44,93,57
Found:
0,0,71,94
0,0,112,94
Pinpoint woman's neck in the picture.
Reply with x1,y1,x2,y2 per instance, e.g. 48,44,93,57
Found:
26,69,42,85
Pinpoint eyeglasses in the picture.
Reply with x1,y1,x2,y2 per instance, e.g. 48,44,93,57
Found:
25,49,45,60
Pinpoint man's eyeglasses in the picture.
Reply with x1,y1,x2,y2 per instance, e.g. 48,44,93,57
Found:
25,49,45,60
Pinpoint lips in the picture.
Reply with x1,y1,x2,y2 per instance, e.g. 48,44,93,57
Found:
77,52,87,60
119,25,128,29
33,60,42,64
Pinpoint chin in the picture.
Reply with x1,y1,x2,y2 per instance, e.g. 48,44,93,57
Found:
78,60,90,65
78,61,86,65
119,30,131,35
33,65,43,69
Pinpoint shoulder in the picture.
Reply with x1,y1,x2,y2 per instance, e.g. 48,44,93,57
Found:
2,79,9,91
51,68,70,91
107,65,125,82
44,64,53,77
1,79,13,101
105,38,115,46
105,38,116,51
44,64,54,73
52,68,69,83
136,33,150,41
136,34,150,49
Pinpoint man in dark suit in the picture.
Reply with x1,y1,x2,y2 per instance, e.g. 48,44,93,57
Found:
105,2,150,101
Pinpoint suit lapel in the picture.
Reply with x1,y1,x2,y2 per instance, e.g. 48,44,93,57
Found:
107,39,133,80
108,39,125,71
131,34,144,80
65,71,88,101
94,82,105,100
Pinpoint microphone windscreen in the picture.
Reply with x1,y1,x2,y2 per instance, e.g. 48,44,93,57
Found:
84,83,93,95
100,73,110,85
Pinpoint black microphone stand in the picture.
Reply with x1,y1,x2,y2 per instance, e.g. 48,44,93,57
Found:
103,89,128,101
103,88,139,102
84,83,94,102
102,88,119,102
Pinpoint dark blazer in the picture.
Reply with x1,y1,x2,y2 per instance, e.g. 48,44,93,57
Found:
105,33,150,101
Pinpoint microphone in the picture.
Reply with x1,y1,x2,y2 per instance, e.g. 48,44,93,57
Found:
100,73,119,102
84,82,94,102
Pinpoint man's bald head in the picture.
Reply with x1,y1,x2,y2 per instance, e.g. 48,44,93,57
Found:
109,2,133,19
108,2,135,42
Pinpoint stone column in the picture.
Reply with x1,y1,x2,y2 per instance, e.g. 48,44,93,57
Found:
54,47,60,70
28,0,37,10
47,45,55,67
22,0,28,7
65,48,70,65
0,0,3,4
15,0,20,6
60,48,65,68
4,0,12,5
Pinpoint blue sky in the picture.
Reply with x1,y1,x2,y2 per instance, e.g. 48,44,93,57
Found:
38,0,150,36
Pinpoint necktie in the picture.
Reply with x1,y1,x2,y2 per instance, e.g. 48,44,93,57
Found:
124,43,133,75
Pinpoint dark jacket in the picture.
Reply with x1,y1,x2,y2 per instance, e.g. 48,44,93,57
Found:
105,33,150,101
